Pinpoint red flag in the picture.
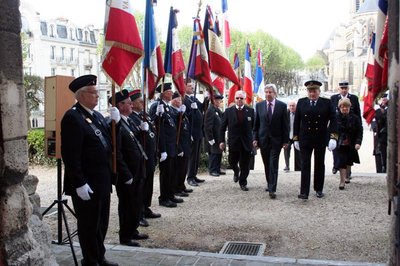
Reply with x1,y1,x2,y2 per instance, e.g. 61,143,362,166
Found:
211,74,225,95
228,53,241,105
362,33,376,124
102,0,143,87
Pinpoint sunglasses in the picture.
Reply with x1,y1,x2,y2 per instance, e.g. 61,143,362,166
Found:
235,97,244,100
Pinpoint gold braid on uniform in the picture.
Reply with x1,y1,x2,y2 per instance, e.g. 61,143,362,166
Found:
292,135,299,141
330,133,338,140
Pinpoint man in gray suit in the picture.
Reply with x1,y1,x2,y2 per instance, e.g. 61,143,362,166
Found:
253,84,289,199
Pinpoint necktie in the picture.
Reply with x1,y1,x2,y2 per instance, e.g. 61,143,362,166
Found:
237,107,243,123
311,100,315,107
267,102,272,122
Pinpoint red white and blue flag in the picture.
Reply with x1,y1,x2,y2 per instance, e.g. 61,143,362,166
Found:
243,42,253,105
363,33,376,124
254,49,264,99
187,17,213,90
164,7,186,96
102,0,143,87
228,53,241,105
143,0,164,99
203,6,240,86
221,0,231,48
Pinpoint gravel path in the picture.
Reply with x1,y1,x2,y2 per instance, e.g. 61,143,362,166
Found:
31,129,390,263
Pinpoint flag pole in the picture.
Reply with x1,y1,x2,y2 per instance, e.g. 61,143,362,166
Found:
111,81,117,179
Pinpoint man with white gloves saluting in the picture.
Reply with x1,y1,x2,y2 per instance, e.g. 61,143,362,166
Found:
293,80,338,200
61,75,119,266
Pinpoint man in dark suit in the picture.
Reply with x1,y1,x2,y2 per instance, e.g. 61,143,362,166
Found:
204,94,224,176
61,75,118,266
293,80,338,200
374,93,388,173
283,100,301,172
149,83,183,207
183,81,205,187
129,89,161,227
112,90,149,247
219,90,254,191
330,81,361,174
253,84,289,199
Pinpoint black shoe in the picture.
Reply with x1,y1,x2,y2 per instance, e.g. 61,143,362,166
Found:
100,258,120,266
195,177,205,183
345,178,351,184
332,167,338,174
184,188,193,193
265,187,269,192
219,171,226,175
139,217,149,227
240,185,249,191
269,192,276,199
170,196,184,203
283,167,289,172
175,191,189,197
298,194,308,200
159,200,177,208
187,178,199,187
233,174,239,183
132,232,149,240
316,191,324,198
210,172,220,177
144,209,161,219
119,239,140,247
339,186,345,190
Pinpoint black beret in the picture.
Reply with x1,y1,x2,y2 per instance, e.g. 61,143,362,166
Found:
172,91,181,99
304,80,322,90
109,89,130,105
69,74,97,93
156,82,172,93
214,94,224,100
129,89,142,101
339,81,349,87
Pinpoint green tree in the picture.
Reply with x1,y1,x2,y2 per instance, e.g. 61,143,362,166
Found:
24,75,44,129
305,52,326,80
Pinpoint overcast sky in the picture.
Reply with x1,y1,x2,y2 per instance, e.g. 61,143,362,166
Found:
24,0,350,60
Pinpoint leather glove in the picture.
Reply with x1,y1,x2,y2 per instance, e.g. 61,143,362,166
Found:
294,141,300,151
76,183,93,201
139,121,149,131
191,102,198,109
328,139,337,151
160,152,167,162
177,152,184,157
179,105,186,113
125,178,133,185
109,107,121,123
208,139,215,145
156,104,164,116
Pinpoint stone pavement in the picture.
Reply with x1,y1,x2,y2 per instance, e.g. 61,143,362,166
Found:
52,243,386,266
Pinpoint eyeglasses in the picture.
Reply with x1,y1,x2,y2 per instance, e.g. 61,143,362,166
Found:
340,87,348,89
235,97,244,100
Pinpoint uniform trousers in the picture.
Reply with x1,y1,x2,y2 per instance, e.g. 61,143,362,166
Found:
187,138,202,179
142,156,156,211
159,156,176,202
71,193,110,265
176,155,189,192
299,142,326,195
208,153,222,174
228,145,251,186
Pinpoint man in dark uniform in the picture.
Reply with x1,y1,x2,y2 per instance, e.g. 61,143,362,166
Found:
330,81,361,174
61,75,119,266
183,81,205,187
219,90,254,191
253,84,289,198
129,89,161,227
111,90,149,246
204,94,224,176
374,93,388,173
170,92,191,196
149,83,183,207
293,80,338,199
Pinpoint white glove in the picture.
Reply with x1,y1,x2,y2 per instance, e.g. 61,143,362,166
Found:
208,139,215,145
156,104,164,116
76,183,93,201
109,107,121,123
328,139,337,151
160,152,167,162
294,141,300,151
139,121,149,131
191,102,198,109
179,105,186,113
178,152,184,157
125,178,133,185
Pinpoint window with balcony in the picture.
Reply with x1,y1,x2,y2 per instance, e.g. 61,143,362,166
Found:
61,47,65,60
50,46,55,60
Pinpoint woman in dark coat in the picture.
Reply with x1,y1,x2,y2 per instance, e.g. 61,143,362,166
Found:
334,98,363,189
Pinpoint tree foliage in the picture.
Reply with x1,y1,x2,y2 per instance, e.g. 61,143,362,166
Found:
24,75,44,129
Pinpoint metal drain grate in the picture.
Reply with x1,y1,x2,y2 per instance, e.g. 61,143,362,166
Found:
219,241,266,256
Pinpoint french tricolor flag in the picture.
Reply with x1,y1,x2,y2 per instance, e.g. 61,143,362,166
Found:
102,0,143,87
164,7,186,96
143,0,165,99
243,42,253,105
221,0,231,48
254,49,265,99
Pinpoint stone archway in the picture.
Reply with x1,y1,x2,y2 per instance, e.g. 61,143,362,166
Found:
0,1,55,265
